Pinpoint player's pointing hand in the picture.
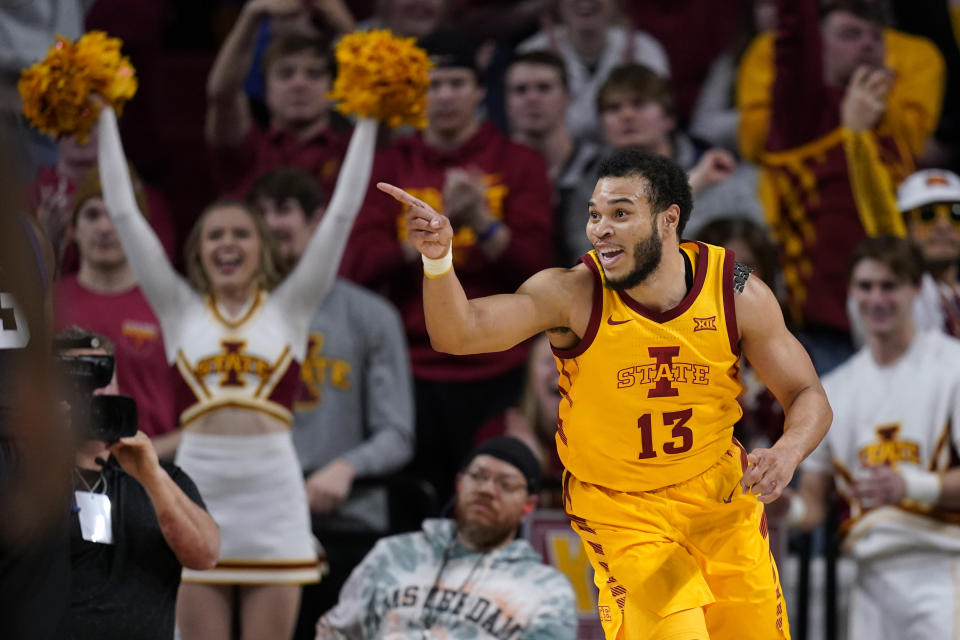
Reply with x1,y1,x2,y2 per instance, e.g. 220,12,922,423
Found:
378,182,453,260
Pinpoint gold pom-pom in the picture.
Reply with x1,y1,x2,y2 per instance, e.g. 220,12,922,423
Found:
18,31,138,142
328,30,432,129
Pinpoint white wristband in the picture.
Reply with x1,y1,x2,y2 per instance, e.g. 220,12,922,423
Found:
422,246,453,278
901,466,941,506
786,494,808,526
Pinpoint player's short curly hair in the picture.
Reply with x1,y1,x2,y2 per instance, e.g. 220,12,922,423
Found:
596,148,694,237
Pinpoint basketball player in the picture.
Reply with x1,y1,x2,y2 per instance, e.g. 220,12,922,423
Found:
785,235,960,638
377,148,832,639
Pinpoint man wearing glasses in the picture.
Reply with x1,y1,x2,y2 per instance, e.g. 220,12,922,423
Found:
315,436,577,639
897,169,960,338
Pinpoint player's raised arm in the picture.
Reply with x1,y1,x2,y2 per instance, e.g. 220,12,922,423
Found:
735,274,833,503
377,182,580,354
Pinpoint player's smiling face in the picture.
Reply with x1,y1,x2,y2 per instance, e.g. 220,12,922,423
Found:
587,176,665,290
199,205,263,295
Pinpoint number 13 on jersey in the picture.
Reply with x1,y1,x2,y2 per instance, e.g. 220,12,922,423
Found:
637,409,694,459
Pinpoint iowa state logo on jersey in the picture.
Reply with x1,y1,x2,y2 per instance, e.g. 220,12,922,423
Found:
616,346,710,397
192,339,275,387
858,424,921,468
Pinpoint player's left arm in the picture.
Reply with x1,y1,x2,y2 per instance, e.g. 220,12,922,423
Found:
735,274,833,503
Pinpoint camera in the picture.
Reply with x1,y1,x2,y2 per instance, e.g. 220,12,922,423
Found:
55,336,138,442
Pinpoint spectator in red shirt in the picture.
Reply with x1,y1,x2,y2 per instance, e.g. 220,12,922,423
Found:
343,29,554,503
53,168,180,457
29,128,177,277
206,0,348,198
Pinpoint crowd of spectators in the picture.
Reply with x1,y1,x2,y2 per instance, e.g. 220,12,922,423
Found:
2,0,960,637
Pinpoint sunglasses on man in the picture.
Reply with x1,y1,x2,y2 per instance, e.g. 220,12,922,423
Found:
902,202,960,228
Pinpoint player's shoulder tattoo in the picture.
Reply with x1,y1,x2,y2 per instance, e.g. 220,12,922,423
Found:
733,262,752,294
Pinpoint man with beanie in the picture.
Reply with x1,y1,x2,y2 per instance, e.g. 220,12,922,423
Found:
342,29,554,505
316,436,577,639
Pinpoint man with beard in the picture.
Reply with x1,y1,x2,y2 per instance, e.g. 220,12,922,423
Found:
377,147,832,639
315,437,576,639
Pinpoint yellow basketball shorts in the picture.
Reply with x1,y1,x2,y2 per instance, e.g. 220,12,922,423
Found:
562,441,789,640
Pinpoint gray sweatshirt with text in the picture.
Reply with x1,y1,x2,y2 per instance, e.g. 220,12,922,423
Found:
292,279,414,532
317,519,578,639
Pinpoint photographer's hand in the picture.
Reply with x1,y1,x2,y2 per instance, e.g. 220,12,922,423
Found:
110,431,220,570
109,431,162,485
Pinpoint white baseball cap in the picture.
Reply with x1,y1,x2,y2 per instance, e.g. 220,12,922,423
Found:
897,169,960,211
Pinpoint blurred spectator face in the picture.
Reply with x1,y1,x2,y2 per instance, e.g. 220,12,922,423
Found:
384,0,446,38
427,68,484,137
753,0,777,32
559,0,617,31
599,88,675,150
59,129,99,172
849,258,917,338
821,11,885,86
505,62,569,137
455,454,533,548
74,197,127,270
725,238,763,279
199,205,264,294
257,196,317,267
265,51,332,128
903,202,960,266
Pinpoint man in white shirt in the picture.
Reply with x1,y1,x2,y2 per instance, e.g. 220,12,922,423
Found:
782,235,960,639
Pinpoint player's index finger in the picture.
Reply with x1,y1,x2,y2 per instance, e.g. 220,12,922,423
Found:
377,182,420,207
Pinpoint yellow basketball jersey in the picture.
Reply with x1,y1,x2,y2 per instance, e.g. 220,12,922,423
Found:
555,241,743,491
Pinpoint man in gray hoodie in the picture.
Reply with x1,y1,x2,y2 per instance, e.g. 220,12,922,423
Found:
316,437,577,639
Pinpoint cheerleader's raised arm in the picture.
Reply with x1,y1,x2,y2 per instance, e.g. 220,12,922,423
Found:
271,118,376,359
97,105,196,350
